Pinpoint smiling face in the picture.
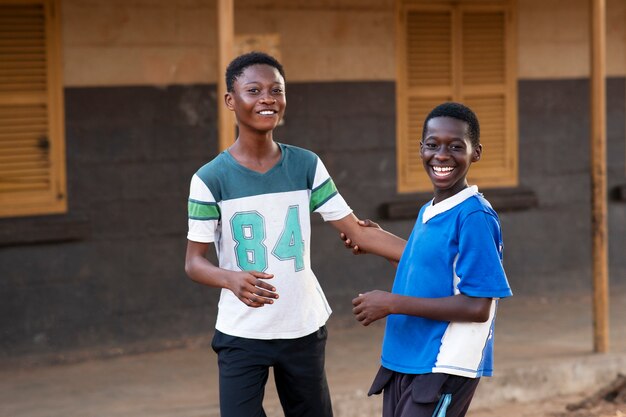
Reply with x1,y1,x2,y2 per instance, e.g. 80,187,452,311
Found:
225,64,286,136
420,116,482,203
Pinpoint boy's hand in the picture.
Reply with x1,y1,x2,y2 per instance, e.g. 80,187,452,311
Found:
352,290,394,326
229,271,278,308
340,219,381,255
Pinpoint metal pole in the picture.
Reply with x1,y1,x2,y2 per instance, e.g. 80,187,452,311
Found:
217,0,235,151
590,0,609,353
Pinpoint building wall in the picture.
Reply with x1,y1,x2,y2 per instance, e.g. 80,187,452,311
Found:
61,0,626,87
62,0,395,86
519,0,626,78
1,0,626,360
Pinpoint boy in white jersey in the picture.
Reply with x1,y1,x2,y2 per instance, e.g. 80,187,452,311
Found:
185,52,403,417
342,102,512,417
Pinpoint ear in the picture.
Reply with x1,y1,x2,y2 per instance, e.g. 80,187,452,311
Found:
471,144,483,162
224,92,235,111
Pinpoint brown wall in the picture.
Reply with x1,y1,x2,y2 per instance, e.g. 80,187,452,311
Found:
518,0,626,78
62,0,626,88
62,0,395,86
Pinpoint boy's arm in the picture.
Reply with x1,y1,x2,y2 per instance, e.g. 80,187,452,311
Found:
185,240,278,308
352,291,492,326
329,213,406,262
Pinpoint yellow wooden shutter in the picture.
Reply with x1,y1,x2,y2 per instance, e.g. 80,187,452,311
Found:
396,1,517,193
397,7,454,192
461,7,517,187
0,0,66,217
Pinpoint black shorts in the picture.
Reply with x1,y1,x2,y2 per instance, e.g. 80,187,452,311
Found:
211,326,333,417
368,366,480,417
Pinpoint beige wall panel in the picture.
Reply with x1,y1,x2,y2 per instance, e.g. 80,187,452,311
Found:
62,0,395,86
65,46,215,86
63,0,218,86
64,7,178,45
64,0,212,7
518,0,625,78
606,0,625,76
237,10,395,82
176,8,215,44
236,0,393,8
63,0,626,86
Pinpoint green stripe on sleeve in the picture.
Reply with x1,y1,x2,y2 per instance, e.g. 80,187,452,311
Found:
188,199,220,220
310,178,338,212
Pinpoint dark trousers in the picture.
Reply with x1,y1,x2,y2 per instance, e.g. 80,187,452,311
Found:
211,326,333,417
368,367,480,417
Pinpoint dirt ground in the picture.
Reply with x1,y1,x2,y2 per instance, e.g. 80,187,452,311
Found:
1,286,625,417
472,396,626,417
471,393,626,417
470,374,626,417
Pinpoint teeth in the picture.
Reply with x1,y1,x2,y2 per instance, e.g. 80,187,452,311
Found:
259,110,275,115
432,166,454,176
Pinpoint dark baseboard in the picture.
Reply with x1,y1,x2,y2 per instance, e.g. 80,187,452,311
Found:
379,187,539,220
0,214,91,247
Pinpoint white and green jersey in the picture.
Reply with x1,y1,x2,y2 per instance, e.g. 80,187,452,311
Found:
187,143,352,339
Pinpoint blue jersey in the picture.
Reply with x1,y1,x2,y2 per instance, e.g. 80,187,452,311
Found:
381,186,512,378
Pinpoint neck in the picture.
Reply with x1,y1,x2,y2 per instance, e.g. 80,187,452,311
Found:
432,182,469,205
231,132,277,157
228,134,282,174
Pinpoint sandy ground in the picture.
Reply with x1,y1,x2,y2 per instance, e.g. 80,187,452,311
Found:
2,286,626,417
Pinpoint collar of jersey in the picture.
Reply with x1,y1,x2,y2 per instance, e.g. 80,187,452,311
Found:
224,142,286,176
422,185,479,224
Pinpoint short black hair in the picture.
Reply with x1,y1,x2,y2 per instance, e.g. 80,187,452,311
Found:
422,102,480,148
225,51,286,92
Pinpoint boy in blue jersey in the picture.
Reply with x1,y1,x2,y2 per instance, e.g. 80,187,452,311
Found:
342,102,512,417
184,52,404,417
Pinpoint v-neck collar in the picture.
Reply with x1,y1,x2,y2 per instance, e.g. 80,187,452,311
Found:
422,185,479,223
224,142,285,176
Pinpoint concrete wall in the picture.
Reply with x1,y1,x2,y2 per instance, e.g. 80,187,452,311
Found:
1,0,626,360
62,0,395,86
1,86,218,357
61,0,626,87
2,78,625,359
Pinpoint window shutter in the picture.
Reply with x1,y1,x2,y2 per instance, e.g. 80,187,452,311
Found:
398,8,454,191
406,11,452,88
462,9,517,187
0,0,66,217
397,1,517,193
